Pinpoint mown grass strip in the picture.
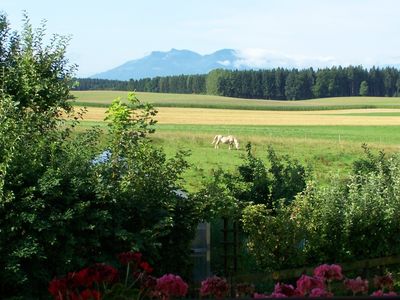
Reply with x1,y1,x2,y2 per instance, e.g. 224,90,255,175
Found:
72,101,400,111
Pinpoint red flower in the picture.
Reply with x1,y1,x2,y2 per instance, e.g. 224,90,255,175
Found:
140,261,154,273
80,289,102,300
313,264,343,281
73,267,92,287
118,251,142,265
48,277,68,298
88,263,119,284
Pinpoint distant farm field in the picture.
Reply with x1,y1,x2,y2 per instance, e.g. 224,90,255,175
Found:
75,106,400,126
70,91,400,191
71,90,400,110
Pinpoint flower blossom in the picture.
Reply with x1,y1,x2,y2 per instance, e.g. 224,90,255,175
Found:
273,283,299,297
117,251,142,265
374,274,394,291
344,276,368,295
253,292,270,298
200,275,229,299
296,274,325,296
313,264,343,281
156,274,188,299
309,287,333,298
371,290,398,297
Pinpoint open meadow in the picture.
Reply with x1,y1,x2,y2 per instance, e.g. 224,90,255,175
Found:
71,91,400,191
71,90,400,110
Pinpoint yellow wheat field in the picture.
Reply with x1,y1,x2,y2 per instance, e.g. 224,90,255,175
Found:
76,107,400,126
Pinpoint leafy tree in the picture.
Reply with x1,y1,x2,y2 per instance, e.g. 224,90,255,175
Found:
0,15,202,299
359,80,369,96
0,13,76,128
206,69,228,95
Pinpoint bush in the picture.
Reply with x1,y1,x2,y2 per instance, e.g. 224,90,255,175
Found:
293,146,400,264
0,14,202,298
242,203,305,271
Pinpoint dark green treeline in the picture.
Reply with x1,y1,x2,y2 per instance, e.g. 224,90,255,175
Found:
76,66,400,100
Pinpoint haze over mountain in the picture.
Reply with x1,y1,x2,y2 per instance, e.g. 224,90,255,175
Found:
91,49,238,80
91,48,400,80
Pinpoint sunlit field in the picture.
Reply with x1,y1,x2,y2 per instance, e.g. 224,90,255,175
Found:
68,91,400,190
71,90,400,110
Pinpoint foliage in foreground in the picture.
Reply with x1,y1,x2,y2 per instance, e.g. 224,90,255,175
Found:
241,145,400,271
195,143,309,219
254,264,398,298
0,13,203,299
49,256,398,299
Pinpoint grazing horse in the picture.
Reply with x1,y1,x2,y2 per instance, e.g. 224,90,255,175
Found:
211,135,240,150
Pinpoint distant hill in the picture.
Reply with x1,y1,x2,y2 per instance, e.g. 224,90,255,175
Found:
90,48,400,81
91,49,238,80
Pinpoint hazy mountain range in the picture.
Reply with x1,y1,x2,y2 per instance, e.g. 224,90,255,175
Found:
91,48,400,80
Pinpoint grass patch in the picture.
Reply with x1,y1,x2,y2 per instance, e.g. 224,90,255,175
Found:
73,120,400,191
331,112,400,117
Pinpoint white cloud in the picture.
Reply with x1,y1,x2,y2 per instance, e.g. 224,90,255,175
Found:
217,60,231,66
232,48,379,69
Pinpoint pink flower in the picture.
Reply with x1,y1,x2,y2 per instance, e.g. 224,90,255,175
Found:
344,276,368,295
313,264,343,281
371,290,398,297
296,275,325,296
253,293,270,299
374,274,394,290
200,276,229,299
273,283,297,297
270,292,287,298
156,274,188,299
309,288,333,297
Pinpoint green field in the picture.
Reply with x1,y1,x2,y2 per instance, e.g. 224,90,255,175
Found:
70,91,400,190
76,119,400,191
71,90,400,111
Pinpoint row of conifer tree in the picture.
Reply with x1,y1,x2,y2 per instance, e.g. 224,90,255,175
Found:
76,66,400,100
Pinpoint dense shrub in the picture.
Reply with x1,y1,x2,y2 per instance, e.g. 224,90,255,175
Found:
196,142,309,272
293,148,400,263
197,143,309,215
0,15,202,298
242,203,305,271
241,145,400,271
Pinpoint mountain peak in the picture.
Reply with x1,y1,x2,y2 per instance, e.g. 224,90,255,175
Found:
91,49,238,80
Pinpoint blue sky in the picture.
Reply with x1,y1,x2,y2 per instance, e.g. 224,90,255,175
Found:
2,0,399,77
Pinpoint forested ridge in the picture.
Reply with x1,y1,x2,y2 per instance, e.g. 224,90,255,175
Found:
76,66,400,100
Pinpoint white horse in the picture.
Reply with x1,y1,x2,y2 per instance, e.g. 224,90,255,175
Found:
211,135,240,150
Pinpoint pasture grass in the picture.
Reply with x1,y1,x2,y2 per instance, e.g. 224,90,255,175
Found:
74,120,400,191
71,90,400,111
